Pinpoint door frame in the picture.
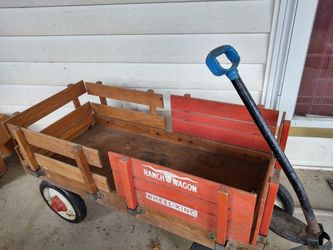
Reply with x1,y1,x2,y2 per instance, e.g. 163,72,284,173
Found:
263,0,333,128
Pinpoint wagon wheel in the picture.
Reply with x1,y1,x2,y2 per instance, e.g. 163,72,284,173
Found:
39,181,87,223
274,184,294,216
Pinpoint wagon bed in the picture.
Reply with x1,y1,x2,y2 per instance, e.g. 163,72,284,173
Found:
5,81,290,249
73,123,269,194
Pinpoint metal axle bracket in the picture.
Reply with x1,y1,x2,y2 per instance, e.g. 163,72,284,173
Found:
127,206,145,216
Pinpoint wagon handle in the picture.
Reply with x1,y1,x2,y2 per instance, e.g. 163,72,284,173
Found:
205,45,240,80
206,45,331,249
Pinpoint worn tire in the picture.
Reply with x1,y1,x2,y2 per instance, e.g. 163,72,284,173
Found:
39,181,87,223
275,184,294,216
190,242,212,250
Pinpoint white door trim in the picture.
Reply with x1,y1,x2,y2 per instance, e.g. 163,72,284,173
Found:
263,0,319,121
262,0,298,109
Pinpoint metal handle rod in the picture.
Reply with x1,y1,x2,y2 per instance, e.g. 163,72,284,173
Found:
231,77,320,235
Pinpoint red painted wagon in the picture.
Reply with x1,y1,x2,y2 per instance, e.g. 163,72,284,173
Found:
5,81,290,249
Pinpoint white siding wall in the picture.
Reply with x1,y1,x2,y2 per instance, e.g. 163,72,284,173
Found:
0,0,274,128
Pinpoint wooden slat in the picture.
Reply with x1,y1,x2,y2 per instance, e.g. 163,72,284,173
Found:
250,157,276,244
73,145,98,194
0,1,273,35
0,34,269,64
147,89,157,114
118,157,137,209
67,83,81,109
86,82,163,108
21,127,103,168
11,127,39,171
172,109,275,134
259,170,279,236
41,102,93,139
5,81,86,129
172,118,271,152
171,95,279,127
91,102,165,129
35,153,110,193
95,81,107,105
216,188,229,245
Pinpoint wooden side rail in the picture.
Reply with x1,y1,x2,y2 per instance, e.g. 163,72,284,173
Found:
85,82,164,114
4,81,86,135
10,125,108,195
91,102,165,129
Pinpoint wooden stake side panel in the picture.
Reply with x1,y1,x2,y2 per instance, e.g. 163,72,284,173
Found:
19,127,103,168
4,81,86,132
85,82,164,108
170,95,279,152
35,153,110,193
108,152,257,244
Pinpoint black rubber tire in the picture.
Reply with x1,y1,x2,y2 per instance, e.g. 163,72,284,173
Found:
39,181,87,223
276,184,294,216
190,242,212,250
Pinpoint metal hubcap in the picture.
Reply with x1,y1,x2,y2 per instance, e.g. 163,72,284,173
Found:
43,187,76,220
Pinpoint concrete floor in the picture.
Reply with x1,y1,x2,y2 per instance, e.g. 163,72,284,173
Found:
0,156,332,250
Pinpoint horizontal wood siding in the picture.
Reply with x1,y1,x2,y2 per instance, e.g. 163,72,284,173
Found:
0,35,269,63
0,0,267,8
0,0,274,131
0,63,264,90
0,1,272,35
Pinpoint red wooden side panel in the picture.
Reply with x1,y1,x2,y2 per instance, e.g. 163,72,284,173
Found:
108,151,257,245
170,95,279,152
259,115,291,236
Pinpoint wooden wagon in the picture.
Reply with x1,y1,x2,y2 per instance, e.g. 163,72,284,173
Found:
4,81,290,249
